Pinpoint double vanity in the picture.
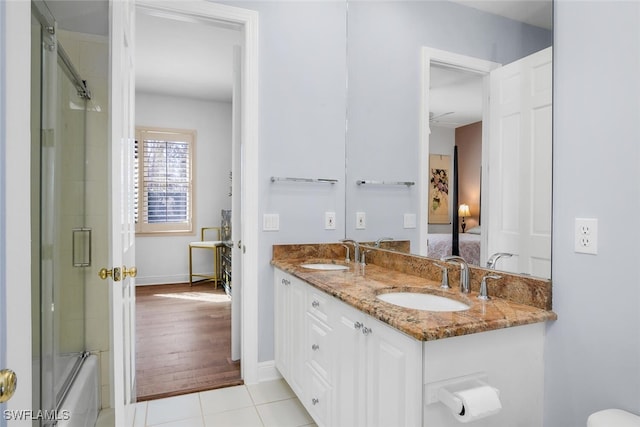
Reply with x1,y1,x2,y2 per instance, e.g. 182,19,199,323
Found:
272,243,557,427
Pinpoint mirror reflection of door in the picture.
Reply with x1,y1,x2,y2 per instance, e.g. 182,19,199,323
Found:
424,47,552,278
134,8,243,400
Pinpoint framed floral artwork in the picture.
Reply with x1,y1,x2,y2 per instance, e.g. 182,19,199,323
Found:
429,154,451,224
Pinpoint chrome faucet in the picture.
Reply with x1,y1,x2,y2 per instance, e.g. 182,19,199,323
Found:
374,237,394,248
340,239,360,264
478,274,502,300
441,255,470,293
486,252,513,269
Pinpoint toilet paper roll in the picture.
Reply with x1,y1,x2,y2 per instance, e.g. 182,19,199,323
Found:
452,385,502,423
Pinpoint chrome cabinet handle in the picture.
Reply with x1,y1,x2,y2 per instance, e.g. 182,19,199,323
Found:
312,398,319,405
354,321,363,330
312,300,320,308
362,326,372,335
281,278,290,286
312,344,319,351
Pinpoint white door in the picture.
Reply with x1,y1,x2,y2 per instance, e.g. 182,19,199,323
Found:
2,0,33,424
231,46,242,361
109,0,137,425
487,47,552,277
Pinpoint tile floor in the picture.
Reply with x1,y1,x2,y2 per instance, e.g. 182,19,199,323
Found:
95,379,315,427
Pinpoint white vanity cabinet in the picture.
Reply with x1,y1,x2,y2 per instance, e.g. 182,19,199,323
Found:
274,269,423,427
331,297,423,427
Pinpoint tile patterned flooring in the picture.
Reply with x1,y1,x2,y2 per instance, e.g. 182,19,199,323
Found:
96,379,315,427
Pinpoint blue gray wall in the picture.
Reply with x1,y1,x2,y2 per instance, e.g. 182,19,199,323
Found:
229,3,640,424
238,0,550,365
233,1,348,362
545,0,640,424
345,1,551,245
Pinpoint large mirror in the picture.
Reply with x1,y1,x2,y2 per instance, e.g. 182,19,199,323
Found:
344,0,553,279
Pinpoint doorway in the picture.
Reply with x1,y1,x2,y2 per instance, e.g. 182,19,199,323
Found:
133,6,243,400
420,47,499,260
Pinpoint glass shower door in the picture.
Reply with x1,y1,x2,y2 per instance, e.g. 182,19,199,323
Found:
35,7,90,414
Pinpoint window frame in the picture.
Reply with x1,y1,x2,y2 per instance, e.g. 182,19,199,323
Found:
135,127,196,236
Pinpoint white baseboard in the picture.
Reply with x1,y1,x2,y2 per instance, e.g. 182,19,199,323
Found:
257,360,282,383
135,274,190,286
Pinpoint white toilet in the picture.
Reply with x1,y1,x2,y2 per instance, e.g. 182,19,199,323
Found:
588,409,640,426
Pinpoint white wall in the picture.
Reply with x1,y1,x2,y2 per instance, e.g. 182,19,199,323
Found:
545,1,640,424
135,93,232,285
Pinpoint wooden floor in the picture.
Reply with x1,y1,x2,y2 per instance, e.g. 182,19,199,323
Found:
135,282,242,402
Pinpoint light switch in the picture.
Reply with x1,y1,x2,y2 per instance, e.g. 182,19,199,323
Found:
325,212,336,230
404,213,417,229
263,213,280,231
356,212,366,229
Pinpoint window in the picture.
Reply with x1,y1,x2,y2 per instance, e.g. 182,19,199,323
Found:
135,127,195,235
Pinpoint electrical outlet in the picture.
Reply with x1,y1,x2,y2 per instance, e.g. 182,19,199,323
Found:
574,218,598,254
356,212,366,230
325,212,336,230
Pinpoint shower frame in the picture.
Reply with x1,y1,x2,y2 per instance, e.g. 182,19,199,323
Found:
31,0,94,419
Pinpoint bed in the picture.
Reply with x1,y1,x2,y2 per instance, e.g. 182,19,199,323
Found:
427,228,481,266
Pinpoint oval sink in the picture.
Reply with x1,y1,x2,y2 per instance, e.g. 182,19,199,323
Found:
377,292,470,312
301,263,349,271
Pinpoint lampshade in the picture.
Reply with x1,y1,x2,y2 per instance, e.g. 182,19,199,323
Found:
458,204,471,218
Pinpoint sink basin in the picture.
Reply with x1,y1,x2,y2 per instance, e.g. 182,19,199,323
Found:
301,263,349,271
377,292,470,312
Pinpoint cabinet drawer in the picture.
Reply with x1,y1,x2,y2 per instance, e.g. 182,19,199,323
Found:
307,313,331,380
307,288,331,323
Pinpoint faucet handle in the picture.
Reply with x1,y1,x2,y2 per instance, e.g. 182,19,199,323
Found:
341,244,351,263
434,263,450,289
361,249,372,265
486,252,513,269
478,274,502,300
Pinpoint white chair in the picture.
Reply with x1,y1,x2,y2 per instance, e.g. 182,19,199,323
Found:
188,227,223,287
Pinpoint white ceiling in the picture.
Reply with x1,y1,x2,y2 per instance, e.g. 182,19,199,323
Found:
429,65,485,129
135,11,241,102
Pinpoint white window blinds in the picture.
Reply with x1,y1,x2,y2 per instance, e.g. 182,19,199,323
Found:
135,128,195,234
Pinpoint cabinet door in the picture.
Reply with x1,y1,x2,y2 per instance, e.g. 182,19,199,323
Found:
274,270,290,378
306,366,332,427
289,280,307,397
365,317,423,427
332,302,367,427
274,269,308,397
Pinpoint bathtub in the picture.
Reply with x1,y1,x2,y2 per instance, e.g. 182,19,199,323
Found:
56,354,99,427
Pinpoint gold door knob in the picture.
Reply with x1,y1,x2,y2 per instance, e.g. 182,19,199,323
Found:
123,266,137,278
0,369,17,403
98,267,121,282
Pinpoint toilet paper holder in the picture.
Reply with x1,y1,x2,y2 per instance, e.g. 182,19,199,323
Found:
424,372,491,409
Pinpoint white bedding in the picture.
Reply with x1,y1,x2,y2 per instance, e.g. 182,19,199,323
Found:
427,233,481,266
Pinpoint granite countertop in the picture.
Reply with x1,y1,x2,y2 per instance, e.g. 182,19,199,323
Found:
272,257,557,341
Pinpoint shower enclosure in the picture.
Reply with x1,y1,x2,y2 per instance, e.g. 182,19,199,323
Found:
31,1,101,423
